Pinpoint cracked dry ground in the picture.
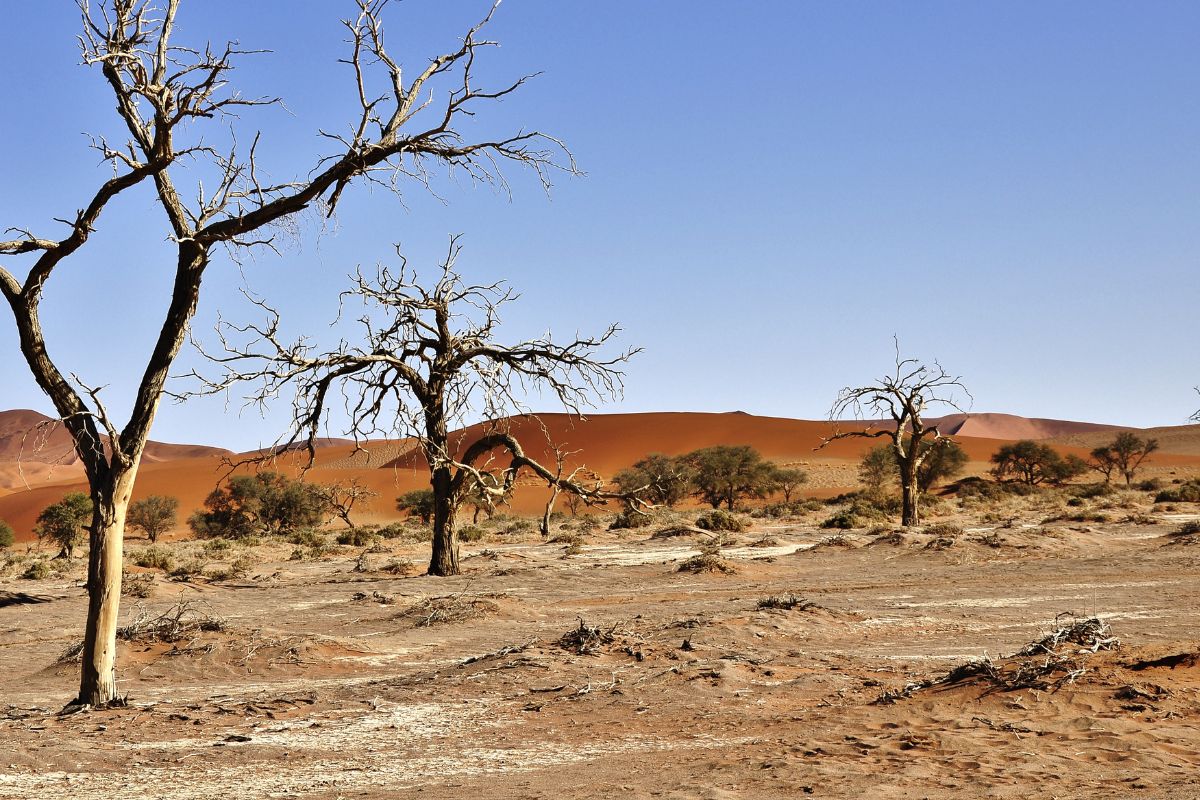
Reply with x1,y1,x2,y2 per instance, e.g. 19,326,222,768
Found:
2,523,1200,799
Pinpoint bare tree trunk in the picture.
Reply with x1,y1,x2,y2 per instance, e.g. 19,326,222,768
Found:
428,465,458,577
900,461,920,527
77,465,137,706
540,483,562,537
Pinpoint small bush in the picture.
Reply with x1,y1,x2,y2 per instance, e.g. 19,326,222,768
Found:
821,511,859,530
381,558,414,575
0,521,14,550
377,523,407,539
1156,481,1200,503
1176,520,1200,536
132,547,175,572
1071,483,1116,499
169,558,208,581
289,528,327,548
203,538,233,554
337,528,377,547
756,593,817,611
1135,478,1164,492
21,560,52,580
214,555,254,581
458,525,487,542
694,509,748,532
498,519,535,536
122,572,155,598
609,510,653,530
923,523,963,539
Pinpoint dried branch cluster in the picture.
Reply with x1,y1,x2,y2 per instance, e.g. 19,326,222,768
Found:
188,236,640,512
1,0,574,483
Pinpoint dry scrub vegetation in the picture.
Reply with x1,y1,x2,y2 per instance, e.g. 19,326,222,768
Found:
4,478,1200,797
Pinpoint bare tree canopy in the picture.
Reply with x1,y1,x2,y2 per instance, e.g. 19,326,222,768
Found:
0,0,573,708
188,238,641,575
821,344,970,526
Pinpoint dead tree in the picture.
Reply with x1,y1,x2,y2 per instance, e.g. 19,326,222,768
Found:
189,238,641,575
538,446,601,537
821,346,969,526
0,0,571,708
318,478,379,529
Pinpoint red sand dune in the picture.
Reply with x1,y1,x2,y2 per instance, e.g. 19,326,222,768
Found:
929,412,1125,441
2,409,1199,542
0,409,230,490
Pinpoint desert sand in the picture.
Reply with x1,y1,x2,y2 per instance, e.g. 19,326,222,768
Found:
3,410,1200,798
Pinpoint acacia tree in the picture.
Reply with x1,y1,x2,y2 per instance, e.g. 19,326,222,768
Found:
613,454,694,507
822,349,969,526
772,467,808,503
126,495,179,543
36,493,93,559
1090,432,1159,486
190,240,640,575
991,441,1088,486
0,0,571,707
684,445,777,510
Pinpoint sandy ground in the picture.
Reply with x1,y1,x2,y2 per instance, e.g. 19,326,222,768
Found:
2,501,1200,799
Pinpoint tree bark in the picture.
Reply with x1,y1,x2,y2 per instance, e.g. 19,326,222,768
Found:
900,461,920,527
427,465,458,576
77,465,137,706
540,483,561,537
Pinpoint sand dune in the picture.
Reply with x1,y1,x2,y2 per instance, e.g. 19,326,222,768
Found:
3,409,1200,542
1048,421,1200,456
929,412,1125,441
0,409,231,491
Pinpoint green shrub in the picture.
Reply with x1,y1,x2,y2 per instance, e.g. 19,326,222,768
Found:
821,511,858,530
1155,480,1200,503
1071,483,1116,499
190,472,327,539
132,546,175,572
289,528,327,548
203,538,233,554
608,510,653,530
336,528,377,547
458,525,487,542
0,521,14,550
694,509,748,532
21,560,52,580
498,519,535,536
1135,478,1164,492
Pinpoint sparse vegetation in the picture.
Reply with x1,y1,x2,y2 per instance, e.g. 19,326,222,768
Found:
694,509,748,532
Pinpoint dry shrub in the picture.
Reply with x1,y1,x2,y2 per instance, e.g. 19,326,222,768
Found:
749,535,779,548
59,600,225,663
678,544,737,575
121,572,155,598
381,558,414,575
396,595,499,627
132,546,174,572
351,590,396,605
756,593,817,611
558,618,621,655
694,509,748,533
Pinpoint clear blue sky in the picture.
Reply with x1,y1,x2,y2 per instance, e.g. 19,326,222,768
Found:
1,1,1198,450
